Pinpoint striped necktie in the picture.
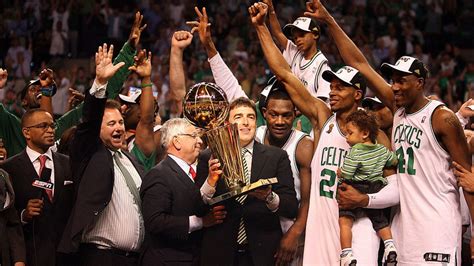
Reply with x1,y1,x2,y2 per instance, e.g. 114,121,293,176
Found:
237,148,250,245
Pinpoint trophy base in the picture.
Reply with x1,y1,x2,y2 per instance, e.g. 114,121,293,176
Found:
208,177,278,205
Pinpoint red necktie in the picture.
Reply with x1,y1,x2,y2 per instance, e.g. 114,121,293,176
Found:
38,155,53,202
189,166,196,180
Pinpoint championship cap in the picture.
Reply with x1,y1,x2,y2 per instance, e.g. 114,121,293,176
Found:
283,17,320,38
322,66,367,96
362,97,383,109
380,56,428,79
119,90,142,104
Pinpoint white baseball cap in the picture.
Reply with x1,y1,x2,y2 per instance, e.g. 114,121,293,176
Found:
283,17,320,38
119,90,142,104
381,56,428,79
322,66,367,94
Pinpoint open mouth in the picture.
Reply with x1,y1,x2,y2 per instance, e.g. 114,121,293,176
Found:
112,133,122,140
35,93,42,100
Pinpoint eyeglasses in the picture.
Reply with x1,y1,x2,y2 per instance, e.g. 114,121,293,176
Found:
177,132,202,139
25,122,57,131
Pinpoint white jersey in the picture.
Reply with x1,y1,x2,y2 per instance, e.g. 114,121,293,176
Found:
303,115,380,265
256,126,307,233
283,40,331,99
391,100,461,265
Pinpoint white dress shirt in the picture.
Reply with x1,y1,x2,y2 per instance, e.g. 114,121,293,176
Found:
82,86,144,252
21,146,55,223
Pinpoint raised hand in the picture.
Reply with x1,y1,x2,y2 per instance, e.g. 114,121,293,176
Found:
304,0,332,23
457,98,474,119
67,88,85,110
207,158,222,187
129,49,152,78
128,11,147,49
262,0,274,11
171,31,194,50
95,43,125,85
38,68,55,87
187,7,212,46
0,68,7,89
248,2,268,26
453,161,474,193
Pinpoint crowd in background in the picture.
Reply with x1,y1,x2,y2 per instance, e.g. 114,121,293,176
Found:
1,0,473,120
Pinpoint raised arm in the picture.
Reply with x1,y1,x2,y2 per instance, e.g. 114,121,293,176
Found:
249,2,330,129
106,11,146,100
305,0,395,112
36,68,55,116
188,7,247,101
169,31,194,101
262,0,288,49
129,50,155,157
71,44,125,169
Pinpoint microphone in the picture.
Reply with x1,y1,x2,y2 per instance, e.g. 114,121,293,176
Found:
32,168,53,199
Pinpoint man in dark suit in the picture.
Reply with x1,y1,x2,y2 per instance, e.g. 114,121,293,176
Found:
1,108,73,266
58,44,144,266
196,97,298,266
0,168,26,266
140,118,226,265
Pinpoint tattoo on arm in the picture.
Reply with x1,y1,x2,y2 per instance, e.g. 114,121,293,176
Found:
445,116,461,128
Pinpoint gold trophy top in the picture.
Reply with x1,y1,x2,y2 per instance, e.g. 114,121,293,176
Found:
183,82,229,130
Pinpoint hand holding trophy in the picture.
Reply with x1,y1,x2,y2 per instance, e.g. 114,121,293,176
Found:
183,82,277,204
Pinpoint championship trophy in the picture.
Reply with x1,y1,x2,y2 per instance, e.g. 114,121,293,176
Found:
183,82,277,205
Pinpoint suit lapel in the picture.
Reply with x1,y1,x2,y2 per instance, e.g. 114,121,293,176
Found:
52,152,64,204
250,142,267,183
164,156,196,188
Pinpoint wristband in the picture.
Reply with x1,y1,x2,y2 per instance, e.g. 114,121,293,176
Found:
141,83,153,88
40,84,57,97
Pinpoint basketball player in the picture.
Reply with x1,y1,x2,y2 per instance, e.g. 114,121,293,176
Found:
302,0,474,264
262,0,330,101
249,3,395,265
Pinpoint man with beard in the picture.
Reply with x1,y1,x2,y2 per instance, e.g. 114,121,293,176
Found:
249,3,395,265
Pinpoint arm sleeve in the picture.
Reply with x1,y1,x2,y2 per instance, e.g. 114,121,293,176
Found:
54,104,84,140
282,40,298,65
315,60,331,99
0,104,26,157
106,41,136,100
366,174,400,209
188,215,203,233
6,206,26,263
208,53,247,101
456,111,469,128
340,150,359,180
200,179,216,205
384,150,398,168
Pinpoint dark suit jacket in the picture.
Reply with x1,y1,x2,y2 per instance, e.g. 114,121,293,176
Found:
0,168,26,266
140,155,207,265
1,150,73,266
196,142,298,266
58,92,144,254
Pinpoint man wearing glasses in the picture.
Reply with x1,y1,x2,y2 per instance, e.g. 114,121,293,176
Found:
140,118,226,265
0,108,74,266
